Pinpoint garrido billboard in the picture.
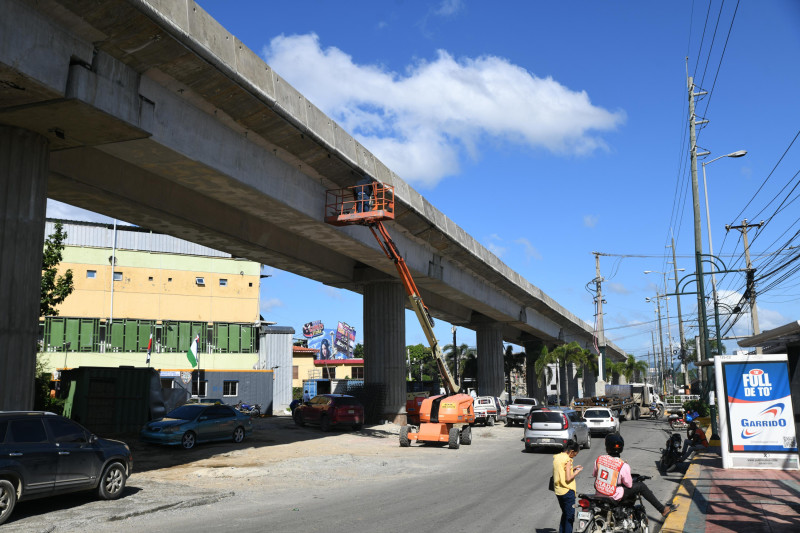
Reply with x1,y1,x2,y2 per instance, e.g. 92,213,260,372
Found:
716,354,799,470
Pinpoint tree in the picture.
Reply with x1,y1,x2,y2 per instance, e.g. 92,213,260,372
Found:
406,344,437,381
503,345,526,399
550,342,588,405
41,222,74,317
354,343,364,358
443,342,473,380
618,354,649,383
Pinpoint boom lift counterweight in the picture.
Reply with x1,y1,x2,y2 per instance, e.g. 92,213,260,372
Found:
325,182,474,449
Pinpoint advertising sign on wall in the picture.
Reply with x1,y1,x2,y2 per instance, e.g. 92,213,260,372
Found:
715,354,799,470
304,320,363,364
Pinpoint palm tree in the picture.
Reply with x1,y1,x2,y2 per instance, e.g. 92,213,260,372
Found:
618,354,649,383
579,348,599,397
443,342,472,381
551,342,588,405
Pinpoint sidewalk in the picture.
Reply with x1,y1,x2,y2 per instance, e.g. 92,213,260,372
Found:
661,446,800,532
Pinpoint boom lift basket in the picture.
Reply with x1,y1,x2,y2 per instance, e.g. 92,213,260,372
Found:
324,183,395,226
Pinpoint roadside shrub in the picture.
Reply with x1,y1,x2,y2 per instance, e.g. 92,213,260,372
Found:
683,398,709,417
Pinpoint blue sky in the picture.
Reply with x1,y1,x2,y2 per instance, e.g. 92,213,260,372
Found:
48,1,800,365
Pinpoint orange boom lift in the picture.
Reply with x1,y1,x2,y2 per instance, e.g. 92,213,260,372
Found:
325,182,474,449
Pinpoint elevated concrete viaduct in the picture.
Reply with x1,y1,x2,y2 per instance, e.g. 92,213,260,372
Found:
0,0,626,418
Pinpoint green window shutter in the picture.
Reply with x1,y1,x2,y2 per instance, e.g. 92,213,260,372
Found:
65,318,80,349
139,322,152,351
124,320,138,351
179,322,191,351
111,322,124,349
217,324,229,352
229,325,240,352
79,319,94,350
165,323,178,351
241,326,252,353
49,318,65,350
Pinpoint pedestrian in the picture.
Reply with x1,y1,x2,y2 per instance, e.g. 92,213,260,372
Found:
668,421,708,470
553,439,583,533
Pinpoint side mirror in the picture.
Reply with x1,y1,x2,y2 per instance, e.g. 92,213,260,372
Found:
89,434,98,444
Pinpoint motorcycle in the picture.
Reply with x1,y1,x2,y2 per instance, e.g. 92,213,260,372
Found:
659,433,683,473
575,474,652,533
649,404,661,420
234,400,262,417
668,413,688,430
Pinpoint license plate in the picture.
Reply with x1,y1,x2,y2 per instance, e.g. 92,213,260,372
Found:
577,512,591,520
348,410,354,414
591,421,601,424
540,438,551,443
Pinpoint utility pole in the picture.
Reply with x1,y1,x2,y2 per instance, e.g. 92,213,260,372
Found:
726,219,765,353
593,252,606,387
650,331,660,393
451,325,458,382
688,74,711,382
671,238,688,390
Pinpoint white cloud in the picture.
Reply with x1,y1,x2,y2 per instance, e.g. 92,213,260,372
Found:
321,285,345,300
260,297,283,312
263,34,625,187
514,237,542,261
584,214,598,228
436,0,463,16
607,282,629,295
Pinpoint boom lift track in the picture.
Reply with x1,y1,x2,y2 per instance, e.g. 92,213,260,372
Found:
325,182,474,449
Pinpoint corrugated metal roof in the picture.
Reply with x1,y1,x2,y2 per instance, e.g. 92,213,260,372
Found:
46,219,232,258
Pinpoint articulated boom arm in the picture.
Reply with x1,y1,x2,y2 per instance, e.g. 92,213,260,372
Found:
369,222,460,395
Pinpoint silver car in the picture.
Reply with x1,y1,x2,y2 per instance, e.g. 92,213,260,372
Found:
523,407,590,451
582,407,620,435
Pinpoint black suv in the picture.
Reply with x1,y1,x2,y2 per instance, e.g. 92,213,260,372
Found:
0,411,133,525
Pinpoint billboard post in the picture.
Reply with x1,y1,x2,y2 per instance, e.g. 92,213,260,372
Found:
715,353,799,470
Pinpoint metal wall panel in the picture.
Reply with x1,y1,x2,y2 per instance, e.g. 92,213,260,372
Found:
257,325,294,410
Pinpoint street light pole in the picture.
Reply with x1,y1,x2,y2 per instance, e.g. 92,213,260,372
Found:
645,269,684,393
670,238,689,391
702,150,747,356
646,296,666,395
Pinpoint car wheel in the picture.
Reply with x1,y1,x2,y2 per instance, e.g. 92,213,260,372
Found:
399,426,412,447
293,409,305,426
320,415,331,432
487,416,495,427
524,443,534,453
0,479,17,526
461,425,473,445
634,406,641,420
181,431,196,450
352,423,363,431
97,462,126,500
448,427,460,449
505,418,512,427
232,426,245,443
584,433,592,449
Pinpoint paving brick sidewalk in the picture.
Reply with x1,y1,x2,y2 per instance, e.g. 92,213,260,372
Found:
661,446,800,532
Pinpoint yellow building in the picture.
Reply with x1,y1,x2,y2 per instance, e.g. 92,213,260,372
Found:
39,219,264,374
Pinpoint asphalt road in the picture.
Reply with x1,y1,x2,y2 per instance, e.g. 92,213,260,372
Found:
5,416,685,533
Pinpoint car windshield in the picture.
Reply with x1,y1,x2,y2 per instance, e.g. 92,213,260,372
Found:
514,398,537,405
530,411,564,423
166,405,205,420
584,409,610,418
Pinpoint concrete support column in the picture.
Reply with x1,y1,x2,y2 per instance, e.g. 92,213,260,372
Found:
363,280,406,424
1,126,49,410
523,339,546,403
476,321,504,396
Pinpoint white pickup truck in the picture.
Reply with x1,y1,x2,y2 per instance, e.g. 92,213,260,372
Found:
472,396,506,426
506,397,539,427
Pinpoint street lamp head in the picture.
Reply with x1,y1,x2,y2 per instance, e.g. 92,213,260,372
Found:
644,270,653,274
728,150,747,158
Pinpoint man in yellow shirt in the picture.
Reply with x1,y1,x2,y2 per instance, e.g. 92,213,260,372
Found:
553,440,583,533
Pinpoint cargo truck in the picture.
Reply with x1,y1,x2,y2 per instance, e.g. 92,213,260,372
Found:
572,382,664,421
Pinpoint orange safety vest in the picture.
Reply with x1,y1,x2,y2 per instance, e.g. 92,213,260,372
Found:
595,455,625,496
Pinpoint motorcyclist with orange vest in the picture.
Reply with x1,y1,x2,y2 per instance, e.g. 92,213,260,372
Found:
593,433,678,518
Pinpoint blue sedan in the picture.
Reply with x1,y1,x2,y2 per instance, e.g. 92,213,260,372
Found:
140,403,253,449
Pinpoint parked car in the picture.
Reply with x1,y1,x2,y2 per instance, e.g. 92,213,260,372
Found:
523,407,590,451
472,396,506,426
140,403,253,450
0,411,132,526
507,397,539,426
293,394,364,431
583,407,620,435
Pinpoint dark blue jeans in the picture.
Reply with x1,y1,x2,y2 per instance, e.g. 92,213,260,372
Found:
557,489,576,533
